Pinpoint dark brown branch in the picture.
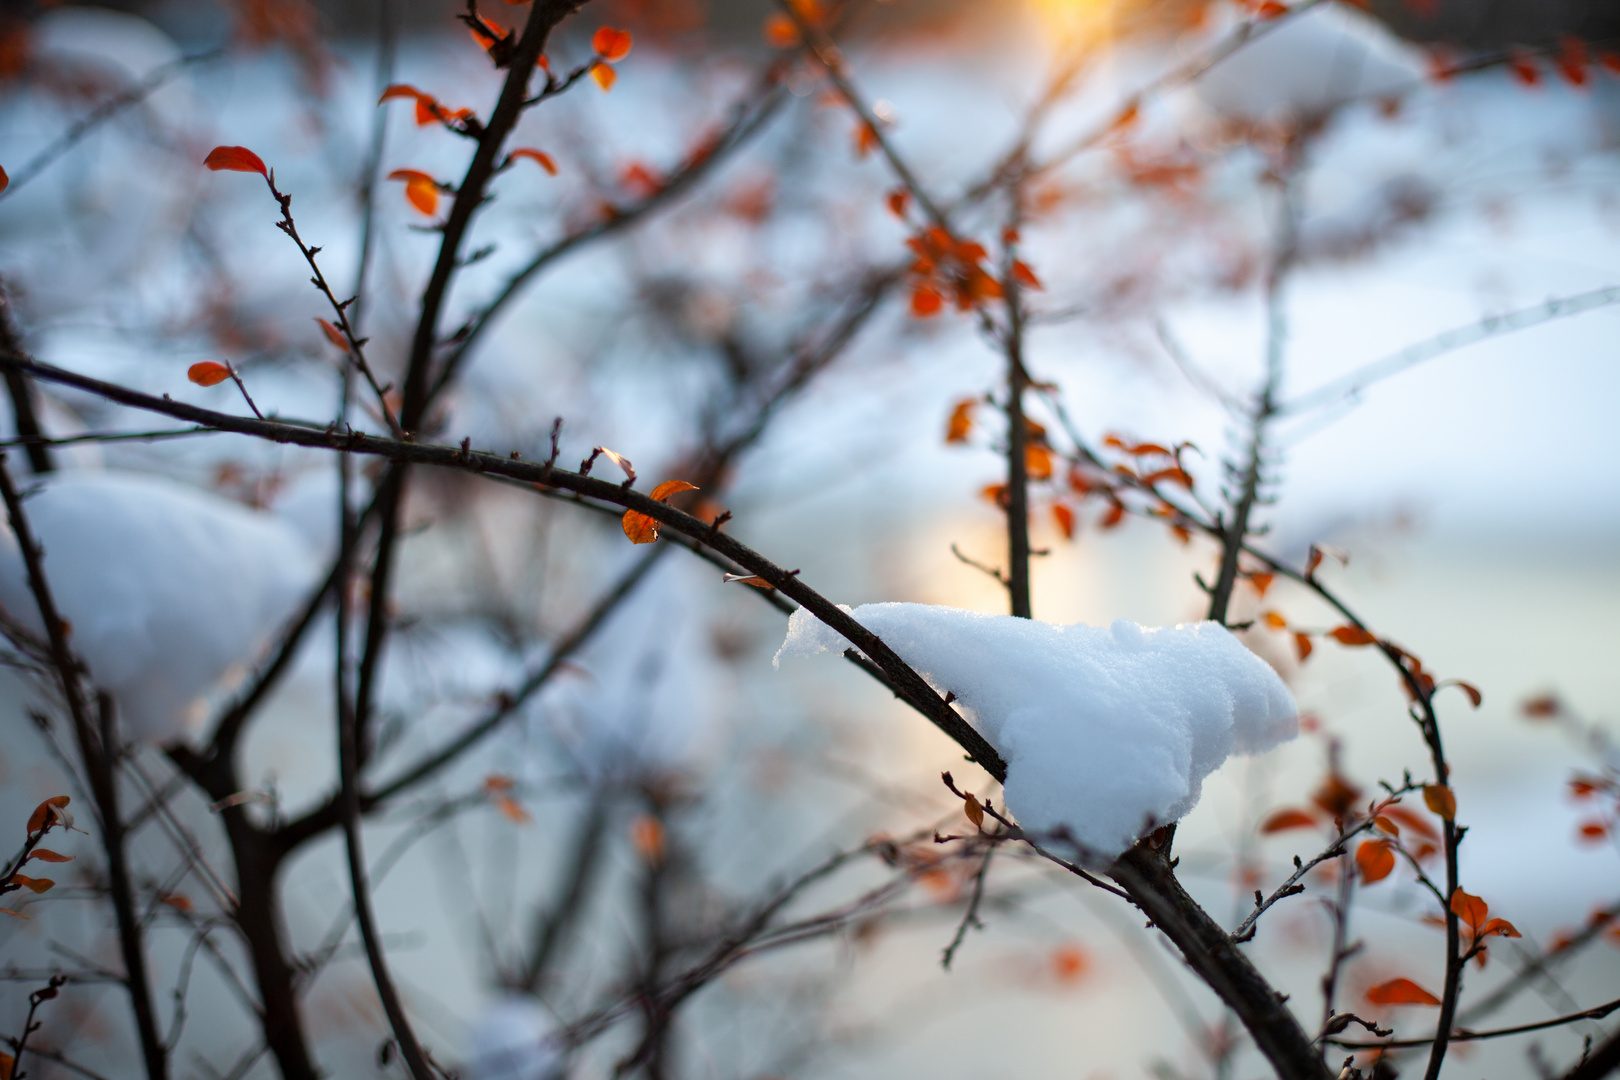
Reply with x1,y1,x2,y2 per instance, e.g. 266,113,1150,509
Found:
0,458,167,1079
0,289,51,475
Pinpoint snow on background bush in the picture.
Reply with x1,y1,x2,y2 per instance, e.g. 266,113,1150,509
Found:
0,470,317,741
777,603,1297,857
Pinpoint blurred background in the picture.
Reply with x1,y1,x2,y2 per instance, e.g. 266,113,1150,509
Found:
0,0,1616,1077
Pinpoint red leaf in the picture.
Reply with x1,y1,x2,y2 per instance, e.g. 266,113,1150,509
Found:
388,169,439,215
315,318,349,351
592,26,633,62
1558,36,1590,86
945,398,974,443
1445,680,1483,708
1011,260,1043,290
1052,503,1075,540
1578,820,1610,841
1423,784,1456,821
854,121,880,159
910,284,943,317
1509,53,1540,86
187,361,232,387
1294,632,1314,662
509,148,557,176
648,479,698,502
1259,808,1318,834
763,14,800,48
1051,943,1089,983
378,83,428,104
1329,625,1378,646
26,850,72,864
0,164,8,195
1450,888,1488,931
1356,839,1395,883
1250,572,1274,597
1099,503,1125,530
204,145,267,176
25,797,69,837
886,188,911,218
629,814,665,862
1380,805,1439,843
1366,977,1441,1006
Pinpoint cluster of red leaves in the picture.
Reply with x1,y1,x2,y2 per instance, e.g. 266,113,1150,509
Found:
1259,768,1448,879
2,796,77,914
904,226,1012,317
590,26,633,91
1364,892,1519,1006
1568,771,1620,844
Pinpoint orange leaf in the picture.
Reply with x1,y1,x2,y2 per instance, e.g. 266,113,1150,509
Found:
187,361,232,387
1294,633,1314,662
763,13,800,47
315,317,349,351
1509,54,1540,86
1380,805,1439,842
723,574,774,588
509,148,557,176
1356,839,1395,883
1259,807,1317,834
26,849,72,863
886,188,911,218
1558,36,1589,86
378,83,428,104
1522,694,1562,719
1579,820,1609,841
910,284,943,317
1011,260,1043,290
495,795,532,825
854,121,880,159
1450,888,1488,930
1255,0,1288,18
0,165,8,195
1366,978,1440,1006
1373,815,1399,836
1329,625,1377,646
1261,611,1287,630
592,26,633,61
1051,943,1088,983
1099,503,1125,529
1,1050,14,1079
629,814,665,862
1025,444,1053,480
963,793,985,828
1423,784,1456,821
648,479,698,502
945,399,975,443
8,875,53,894
25,796,69,836
1052,503,1075,539
622,511,661,544
163,893,194,913
1446,680,1483,708
388,169,439,215
204,145,267,176
590,61,617,91
1250,572,1274,597
1479,917,1520,938
482,774,515,794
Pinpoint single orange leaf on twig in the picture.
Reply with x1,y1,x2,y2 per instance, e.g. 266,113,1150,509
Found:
26,797,70,837
910,284,943,317
387,169,440,215
8,875,53,894
187,361,232,387
1449,888,1488,931
495,795,532,825
629,814,665,862
944,398,974,443
204,145,267,176
1356,839,1395,883
1052,503,1075,540
508,148,557,176
315,317,350,351
1329,625,1378,646
1380,804,1439,842
1366,978,1441,1006
1293,632,1314,662
722,573,775,588
1479,916,1521,938
1423,783,1456,821
26,850,72,863
1261,611,1287,629
590,61,617,91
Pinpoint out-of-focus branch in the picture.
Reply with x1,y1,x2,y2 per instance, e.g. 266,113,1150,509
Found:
0,458,168,1080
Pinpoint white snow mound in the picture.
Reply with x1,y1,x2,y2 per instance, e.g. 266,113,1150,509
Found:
0,470,318,742
777,603,1297,858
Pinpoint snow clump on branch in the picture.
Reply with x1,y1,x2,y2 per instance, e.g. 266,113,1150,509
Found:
0,470,317,742
776,604,1297,859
